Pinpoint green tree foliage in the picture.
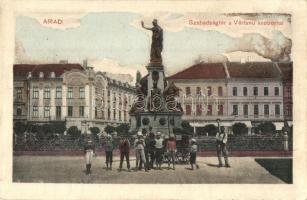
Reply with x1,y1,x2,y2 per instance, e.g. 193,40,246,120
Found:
90,127,100,141
14,122,27,136
104,125,115,134
116,123,130,136
257,122,276,135
90,127,100,135
232,122,248,135
199,124,218,136
53,122,66,134
67,126,81,140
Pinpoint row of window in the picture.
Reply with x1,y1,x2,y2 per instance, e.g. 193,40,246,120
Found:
231,104,281,116
184,86,282,97
184,104,281,116
185,104,223,116
31,106,130,119
232,86,280,97
32,87,85,99
185,86,223,96
32,106,85,118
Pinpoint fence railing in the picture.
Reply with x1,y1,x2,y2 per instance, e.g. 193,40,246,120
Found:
14,134,291,152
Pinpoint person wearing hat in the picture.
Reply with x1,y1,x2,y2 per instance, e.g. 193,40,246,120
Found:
84,137,96,175
134,131,148,172
155,131,164,169
190,138,199,170
166,134,177,170
216,126,230,168
104,134,114,170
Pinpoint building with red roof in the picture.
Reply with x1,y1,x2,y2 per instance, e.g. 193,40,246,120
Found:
167,61,291,135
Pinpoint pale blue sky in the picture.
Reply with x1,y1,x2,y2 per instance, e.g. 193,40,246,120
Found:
16,12,235,69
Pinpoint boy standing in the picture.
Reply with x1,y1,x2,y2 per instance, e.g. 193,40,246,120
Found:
119,137,131,171
190,138,199,170
105,134,114,170
84,138,95,175
134,132,148,172
166,134,176,170
155,132,164,170
216,126,230,168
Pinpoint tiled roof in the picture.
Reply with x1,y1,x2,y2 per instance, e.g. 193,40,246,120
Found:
277,62,292,81
227,62,280,79
13,64,84,77
167,62,227,80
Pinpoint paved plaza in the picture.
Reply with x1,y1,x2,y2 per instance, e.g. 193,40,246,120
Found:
13,156,292,184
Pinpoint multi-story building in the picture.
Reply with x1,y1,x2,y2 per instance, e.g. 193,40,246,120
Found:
277,62,293,124
226,62,284,134
168,61,293,135
13,63,136,133
167,62,229,133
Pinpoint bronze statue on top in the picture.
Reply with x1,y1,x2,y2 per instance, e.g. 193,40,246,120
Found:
141,19,163,64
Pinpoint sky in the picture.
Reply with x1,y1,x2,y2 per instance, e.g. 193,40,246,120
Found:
15,12,292,82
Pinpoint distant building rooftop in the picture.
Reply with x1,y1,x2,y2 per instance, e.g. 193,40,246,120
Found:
167,62,227,80
13,63,84,78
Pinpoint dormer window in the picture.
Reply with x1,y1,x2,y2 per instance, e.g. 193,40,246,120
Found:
39,72,44,78
50,72,55,78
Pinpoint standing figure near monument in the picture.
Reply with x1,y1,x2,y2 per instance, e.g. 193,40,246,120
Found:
148,126,156,169
119,137,131,171
141,19,163,64
134,132,148,172
144,131,152,170
84,137,96,175
104,134,114,170
190,138,199,170
216,126,230,168
166,134,177,170
155,132,164,170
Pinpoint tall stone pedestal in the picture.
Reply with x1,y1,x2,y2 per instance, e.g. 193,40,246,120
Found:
129,63,183,136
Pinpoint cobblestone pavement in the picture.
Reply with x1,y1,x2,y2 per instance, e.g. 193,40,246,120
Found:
13,156,288,183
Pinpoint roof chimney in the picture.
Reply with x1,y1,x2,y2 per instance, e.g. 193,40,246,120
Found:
27,72,32,79
240,58,246,64
50,72,55,78
83,59,88,68
59,60,68,64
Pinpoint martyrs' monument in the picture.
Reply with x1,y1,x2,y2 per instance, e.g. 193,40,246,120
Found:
129,19,183,136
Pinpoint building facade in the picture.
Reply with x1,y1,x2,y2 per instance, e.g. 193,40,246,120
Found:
277,62,293,123
226,62,284,134
13,63,136,133
167,63,229,133
167,61,293,135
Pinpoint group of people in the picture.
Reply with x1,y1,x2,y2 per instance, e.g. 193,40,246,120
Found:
83,122,231,175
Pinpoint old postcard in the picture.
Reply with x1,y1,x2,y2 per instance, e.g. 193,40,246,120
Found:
0,0,307,199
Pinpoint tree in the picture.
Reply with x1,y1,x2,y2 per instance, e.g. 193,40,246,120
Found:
41,123,55,140
136,70,142,84
105,125,115,134
53,122,66,134
203,124,218,136
115,123,130,136
90,127,100,135
67,126,81,140
14,122,27,136
90,127,100,141
257,122,276,135
232,122,248,135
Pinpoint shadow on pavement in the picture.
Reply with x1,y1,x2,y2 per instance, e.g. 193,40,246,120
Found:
255,158,292,184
